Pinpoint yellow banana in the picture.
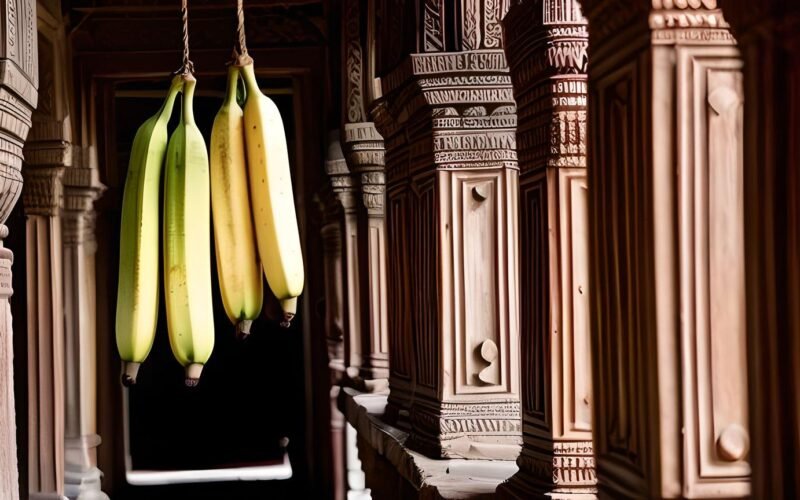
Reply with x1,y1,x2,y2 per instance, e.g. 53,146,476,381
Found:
116,75,183,386
240,62,304,327
163,76,215,386
210,66,263,338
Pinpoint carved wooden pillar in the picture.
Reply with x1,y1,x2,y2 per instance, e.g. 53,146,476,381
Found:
0,0,38,498
23,152,66,500
721,1,800,498
23,6,72,497
319,158,347,500
582,0,750,496
375,1,521,460
340,0,389,389
370,99,414,429
325,134,363,378
498,0,594,496
341,122,388,388
62,147,108,500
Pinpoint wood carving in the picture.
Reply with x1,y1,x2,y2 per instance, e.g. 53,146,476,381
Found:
582,0,750,496
325,135,363,377
498,1,594,496
341,0,390,387
343,0,366,123
717,2,800,498
376,48,521,459
0,0,38,497
61,146,109,500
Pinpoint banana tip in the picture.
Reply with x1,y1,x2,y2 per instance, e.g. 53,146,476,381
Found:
280,312,295,329
121,362,141,387
185,363,204,387
236,320,253,340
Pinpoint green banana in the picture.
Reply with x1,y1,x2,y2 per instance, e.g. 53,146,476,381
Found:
163,75,215,386
116,75,183,386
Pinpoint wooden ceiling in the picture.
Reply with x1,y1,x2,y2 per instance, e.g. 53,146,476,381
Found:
65,0,329,53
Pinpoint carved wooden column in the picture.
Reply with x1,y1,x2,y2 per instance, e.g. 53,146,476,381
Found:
583,0,749,496
319,159,347,500
369,98,414,429
23,6,74,497
324,133,363,380
340,0,389,390
341,123,388,389
498,0,594,496
0,0,38,498
62,147,108,500
721,1,800,498
23,144,66,500
375,1,521,460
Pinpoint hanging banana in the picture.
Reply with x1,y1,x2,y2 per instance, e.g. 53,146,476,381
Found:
163,75,216,386
116,75,183,386
240,62,304,327
210,66,263,338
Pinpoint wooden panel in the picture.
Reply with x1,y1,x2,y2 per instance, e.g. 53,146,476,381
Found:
678,46,749,496
453,171,502,392
520,173,549,426
557,168,591,439
386,187,412,381
589,54,656,496
411,174,438,390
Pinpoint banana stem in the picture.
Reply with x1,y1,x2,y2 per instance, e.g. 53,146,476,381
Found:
182,75,197,124
239,63,260,96
223,66,239,106
158,75,185,120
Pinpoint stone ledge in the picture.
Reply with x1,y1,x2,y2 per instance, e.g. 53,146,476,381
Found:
339,387,518,499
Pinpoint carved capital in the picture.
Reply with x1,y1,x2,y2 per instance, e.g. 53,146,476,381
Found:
0,0,38,227
650,0,734,43
325,135,358,212
504,1,588,171
22,165,64,216
342,122,386,215
380,51,519,176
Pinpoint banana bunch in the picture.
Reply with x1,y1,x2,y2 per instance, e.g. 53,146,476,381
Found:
240,62,304,326
210,66,263,338
115,58,303,386
163,76,216,386
116,75,183,386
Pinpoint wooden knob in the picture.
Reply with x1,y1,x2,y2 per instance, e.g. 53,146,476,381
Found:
472,185,488,202
716,424,749,462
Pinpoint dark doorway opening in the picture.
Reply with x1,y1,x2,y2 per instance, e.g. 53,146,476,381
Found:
108,77,307,497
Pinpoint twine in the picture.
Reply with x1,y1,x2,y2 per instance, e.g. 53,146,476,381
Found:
177,0,195,76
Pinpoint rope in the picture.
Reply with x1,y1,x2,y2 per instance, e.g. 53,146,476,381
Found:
236,0,248,57
231,0,253,66
178,0,195,75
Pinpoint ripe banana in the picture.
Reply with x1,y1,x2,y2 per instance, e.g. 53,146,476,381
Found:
210,66,263,338
163,76,215,386
116,75,183,386
240,62,304,327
